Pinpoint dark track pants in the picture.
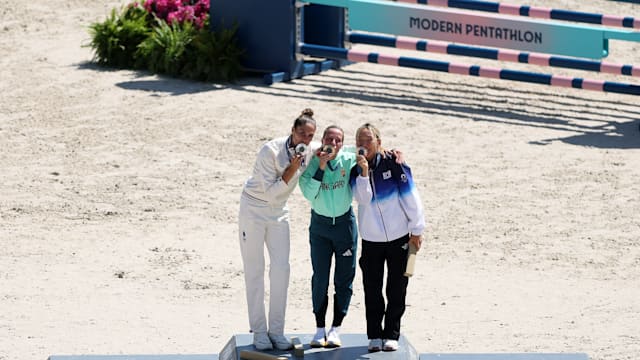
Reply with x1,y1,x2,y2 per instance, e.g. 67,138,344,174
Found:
309,208,358,327
359,234,410,340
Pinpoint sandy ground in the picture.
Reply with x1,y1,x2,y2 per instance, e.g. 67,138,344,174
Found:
1,0,639,359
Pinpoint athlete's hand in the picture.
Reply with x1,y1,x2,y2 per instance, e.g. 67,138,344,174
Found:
282,154,303,184
409,234,422,251
316,148,334,170
356,154,368,176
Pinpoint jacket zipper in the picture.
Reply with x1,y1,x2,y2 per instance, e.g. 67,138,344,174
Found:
370,168,390,242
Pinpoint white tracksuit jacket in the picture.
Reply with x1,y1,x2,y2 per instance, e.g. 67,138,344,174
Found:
238,136,318,336
351,153,425,242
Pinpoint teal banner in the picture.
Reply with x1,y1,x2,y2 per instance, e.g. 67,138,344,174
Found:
308,0,639,59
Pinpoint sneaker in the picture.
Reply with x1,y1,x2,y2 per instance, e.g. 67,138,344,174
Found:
368,338,383,352
269,333,292,350
383,339,399,351
310,327,327,348
326,326,342,348
253,332,273,350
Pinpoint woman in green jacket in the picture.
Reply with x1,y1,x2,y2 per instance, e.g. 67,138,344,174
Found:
299,125,357,349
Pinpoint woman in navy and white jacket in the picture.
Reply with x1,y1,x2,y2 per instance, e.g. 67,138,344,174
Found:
349,123,425,353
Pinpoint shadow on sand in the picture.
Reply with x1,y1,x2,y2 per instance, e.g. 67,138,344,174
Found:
78,61,640,149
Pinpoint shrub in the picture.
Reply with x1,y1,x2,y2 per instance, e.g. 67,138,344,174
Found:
87,0,243,82
136,20,194,76
88,3,151,68
182,23,243,82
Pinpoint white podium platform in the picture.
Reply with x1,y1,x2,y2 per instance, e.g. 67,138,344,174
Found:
48,333,589,360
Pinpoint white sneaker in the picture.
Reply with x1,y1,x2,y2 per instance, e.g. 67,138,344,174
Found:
269,333,292,350
383,339,399,351
310,327,327,348
368,338,383,352
326,326,342,348
253,332,273,350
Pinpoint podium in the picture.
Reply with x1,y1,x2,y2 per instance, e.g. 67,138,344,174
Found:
48,333,589,360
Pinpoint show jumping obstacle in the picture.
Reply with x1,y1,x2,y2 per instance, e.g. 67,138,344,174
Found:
346,32,640,77
392,0,640,30
210,0,640,95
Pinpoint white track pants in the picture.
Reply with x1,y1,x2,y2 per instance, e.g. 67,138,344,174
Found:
238,194,290,335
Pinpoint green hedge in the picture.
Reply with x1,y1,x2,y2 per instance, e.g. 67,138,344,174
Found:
87,3,243,82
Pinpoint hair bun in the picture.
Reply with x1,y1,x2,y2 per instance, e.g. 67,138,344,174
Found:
301,108,314,117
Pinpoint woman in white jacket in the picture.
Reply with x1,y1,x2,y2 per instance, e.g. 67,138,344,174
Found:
238,109,319,350
349,123,425,353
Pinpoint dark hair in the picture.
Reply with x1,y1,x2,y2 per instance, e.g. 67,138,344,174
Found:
323,125,344,141
293,108,316,129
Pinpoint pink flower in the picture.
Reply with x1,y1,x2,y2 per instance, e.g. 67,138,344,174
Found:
180,6,195,19
139,0,209,28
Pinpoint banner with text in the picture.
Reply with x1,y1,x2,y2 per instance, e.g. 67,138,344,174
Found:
322,0,611,58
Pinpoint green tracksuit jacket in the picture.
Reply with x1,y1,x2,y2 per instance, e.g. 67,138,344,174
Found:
299,150,357,218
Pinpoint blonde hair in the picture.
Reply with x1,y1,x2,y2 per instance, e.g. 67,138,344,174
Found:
355,123,381,140
356,123,385,153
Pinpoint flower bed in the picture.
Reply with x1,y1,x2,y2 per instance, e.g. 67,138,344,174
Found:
88,0,243,82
